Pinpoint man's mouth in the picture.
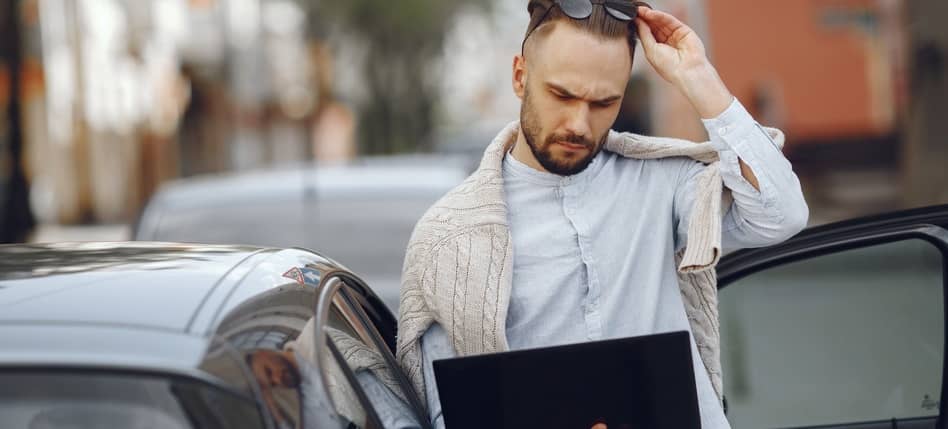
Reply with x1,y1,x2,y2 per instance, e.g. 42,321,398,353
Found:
556,141,588,151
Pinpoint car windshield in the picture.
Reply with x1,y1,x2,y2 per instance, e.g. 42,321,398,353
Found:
0,371,265,429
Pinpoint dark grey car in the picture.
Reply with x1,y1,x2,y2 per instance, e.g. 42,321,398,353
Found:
0,242,431,429
4,204,948,428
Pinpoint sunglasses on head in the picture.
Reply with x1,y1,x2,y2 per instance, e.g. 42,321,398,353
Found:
525,0,653,43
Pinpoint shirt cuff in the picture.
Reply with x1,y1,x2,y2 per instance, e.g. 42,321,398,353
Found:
701,97,780,154
701,98,774,202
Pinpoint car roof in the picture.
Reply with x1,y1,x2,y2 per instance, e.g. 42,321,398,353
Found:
0,242,270,333
0,323,212,374
139,156,469,212
0,242,364,374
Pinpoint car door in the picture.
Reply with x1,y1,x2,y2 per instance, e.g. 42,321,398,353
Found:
207,249,328,429
309,272,432,429
716,206,948,429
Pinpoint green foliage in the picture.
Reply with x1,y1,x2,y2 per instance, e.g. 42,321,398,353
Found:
319,0,489,51
314,0,493,154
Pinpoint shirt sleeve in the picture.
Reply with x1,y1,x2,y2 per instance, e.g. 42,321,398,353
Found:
354,370,424,429
675,98,809,251
421,323,455,429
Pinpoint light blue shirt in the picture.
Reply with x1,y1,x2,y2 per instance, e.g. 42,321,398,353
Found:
420,99,809,429
355,370,423,428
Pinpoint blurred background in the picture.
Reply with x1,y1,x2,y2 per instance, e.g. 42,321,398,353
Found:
2,2,944,424
0,0,946,301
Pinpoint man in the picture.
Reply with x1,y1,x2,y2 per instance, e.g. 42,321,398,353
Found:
397,1,809,428
246,349,303,428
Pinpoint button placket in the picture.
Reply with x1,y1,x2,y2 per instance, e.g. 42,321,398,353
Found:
562,183,578,218
564,181,603,340
560,184,585,326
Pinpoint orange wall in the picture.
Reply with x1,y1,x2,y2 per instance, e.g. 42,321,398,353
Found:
706,0,891,141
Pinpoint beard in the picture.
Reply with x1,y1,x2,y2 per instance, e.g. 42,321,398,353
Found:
519,88,606,176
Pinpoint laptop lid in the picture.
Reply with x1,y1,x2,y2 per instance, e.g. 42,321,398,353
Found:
433,330,701,429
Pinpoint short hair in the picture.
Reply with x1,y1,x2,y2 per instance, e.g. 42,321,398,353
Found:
523,2,640,59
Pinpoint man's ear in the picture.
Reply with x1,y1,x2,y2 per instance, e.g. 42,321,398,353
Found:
512,54,527,100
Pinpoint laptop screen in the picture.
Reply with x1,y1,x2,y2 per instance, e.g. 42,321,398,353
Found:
433,331,701,429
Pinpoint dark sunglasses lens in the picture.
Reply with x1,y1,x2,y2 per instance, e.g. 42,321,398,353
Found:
558,0,594,19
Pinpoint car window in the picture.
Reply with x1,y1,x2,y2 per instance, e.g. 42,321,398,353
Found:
342,280,399,354
719,238,944,428
0,371,264,429
321,284,426,428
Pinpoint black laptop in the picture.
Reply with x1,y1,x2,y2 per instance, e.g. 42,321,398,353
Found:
432,330,701,429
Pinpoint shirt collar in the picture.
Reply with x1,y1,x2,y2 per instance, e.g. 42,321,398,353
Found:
503,146,603,187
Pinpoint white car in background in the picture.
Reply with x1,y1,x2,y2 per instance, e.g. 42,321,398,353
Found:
134,155,470,311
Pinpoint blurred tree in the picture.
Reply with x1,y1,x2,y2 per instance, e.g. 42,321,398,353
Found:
0,0,35,243
903,0,948,207
313,0,492,154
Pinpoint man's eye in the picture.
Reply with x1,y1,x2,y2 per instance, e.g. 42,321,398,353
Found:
593,101,614,109
554,93,571,100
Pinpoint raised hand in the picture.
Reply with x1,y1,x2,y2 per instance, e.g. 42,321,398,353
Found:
634,6,707,84
633,6,733,118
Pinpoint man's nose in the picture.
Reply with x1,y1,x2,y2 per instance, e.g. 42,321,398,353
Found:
564,103,592,139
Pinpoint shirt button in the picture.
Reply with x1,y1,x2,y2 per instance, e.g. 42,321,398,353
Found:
718,125,730,135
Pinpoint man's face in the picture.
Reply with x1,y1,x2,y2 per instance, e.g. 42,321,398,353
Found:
250,350,300,389
516,23,631,176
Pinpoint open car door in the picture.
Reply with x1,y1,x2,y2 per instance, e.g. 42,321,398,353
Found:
717,205,948,429
310,273,433,429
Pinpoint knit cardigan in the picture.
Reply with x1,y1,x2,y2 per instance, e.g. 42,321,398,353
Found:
396,121,785,407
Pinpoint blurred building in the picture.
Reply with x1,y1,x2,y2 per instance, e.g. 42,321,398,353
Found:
653,0,948,221
701,0,908,220
705,0,947,219
5,0,352,226
708,0,901,142
2,0,946,232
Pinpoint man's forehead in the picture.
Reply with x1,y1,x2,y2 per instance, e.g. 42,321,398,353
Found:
530,25,631,97
544,79,623,101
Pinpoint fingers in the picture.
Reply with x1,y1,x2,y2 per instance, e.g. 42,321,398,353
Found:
636,6,688,43
634,17,657,52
